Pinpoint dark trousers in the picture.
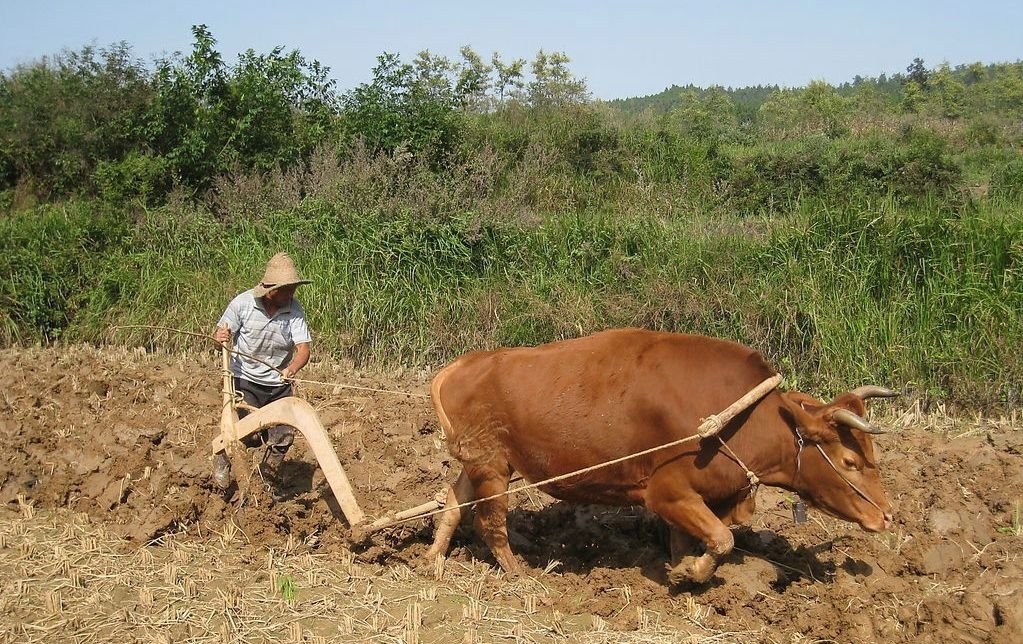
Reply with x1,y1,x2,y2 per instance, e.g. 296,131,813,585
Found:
234,377,296,456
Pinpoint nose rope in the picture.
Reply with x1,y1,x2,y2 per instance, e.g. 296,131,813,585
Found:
793,428,805,471
718,424,886,517
812,443,887,514
792,424,886,514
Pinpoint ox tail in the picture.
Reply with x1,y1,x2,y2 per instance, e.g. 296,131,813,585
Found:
430,361,460,442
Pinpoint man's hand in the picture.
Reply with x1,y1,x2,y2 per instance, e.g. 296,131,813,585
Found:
280,367,293,382
214,324,231,346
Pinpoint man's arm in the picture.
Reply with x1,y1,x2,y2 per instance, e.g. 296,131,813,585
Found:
281,342,310,380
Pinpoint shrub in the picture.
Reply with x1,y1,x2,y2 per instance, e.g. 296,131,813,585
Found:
93,153,173,205
0,204,130,341
895,126,963,199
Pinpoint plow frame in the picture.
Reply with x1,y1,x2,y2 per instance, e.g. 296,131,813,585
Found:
213,347,365,526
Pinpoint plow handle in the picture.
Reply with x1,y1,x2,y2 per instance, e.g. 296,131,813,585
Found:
221,345,232,408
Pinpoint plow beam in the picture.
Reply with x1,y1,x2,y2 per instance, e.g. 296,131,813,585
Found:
211,397,365,526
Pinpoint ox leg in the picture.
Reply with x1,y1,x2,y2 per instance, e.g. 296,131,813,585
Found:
668,527,698,569
667,495,756,571
650,496,735,586
467,464,521,573
426,469,475,561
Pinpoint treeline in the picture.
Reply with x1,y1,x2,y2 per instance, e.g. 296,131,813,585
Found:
609,58,1023,120
4,27,1022,209
2,27,1022,410
0,25,591,204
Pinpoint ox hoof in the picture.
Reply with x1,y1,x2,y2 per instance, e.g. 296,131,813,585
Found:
493,556,526,579
665,557,715,587
666,563,693,587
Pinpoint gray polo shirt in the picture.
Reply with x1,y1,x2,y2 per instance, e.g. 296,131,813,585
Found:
217,290,312,386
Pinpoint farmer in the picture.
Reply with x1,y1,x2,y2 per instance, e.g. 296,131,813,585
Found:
211,251,312,492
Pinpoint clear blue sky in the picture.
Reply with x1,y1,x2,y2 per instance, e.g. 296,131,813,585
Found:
2,1,1021,100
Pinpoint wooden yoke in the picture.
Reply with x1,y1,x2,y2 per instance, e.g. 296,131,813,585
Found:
214,347,365,526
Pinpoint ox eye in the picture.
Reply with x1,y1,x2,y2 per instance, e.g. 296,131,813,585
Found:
842,455,861,471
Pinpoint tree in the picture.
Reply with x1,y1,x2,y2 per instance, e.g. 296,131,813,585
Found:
526,50,589,108
662,86,736,142
147,25,230,191
0,42,152,198
491,53,525,105
758,88,802,136
340,51,462,161
990,62,1023,118
901,80,925,114
455,46,492,112
801,80,848,137
225,47,339,171
906,57,928,86
926,63,966,120
964,62,986,85
147,24,341,194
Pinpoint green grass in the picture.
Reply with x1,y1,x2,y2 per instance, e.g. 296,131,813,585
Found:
2,154,1021,411
996,500,1022,536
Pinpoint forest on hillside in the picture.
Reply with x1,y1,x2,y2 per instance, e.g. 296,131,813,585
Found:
2,26,1022,409
609,57,990,119
3,27,1021,206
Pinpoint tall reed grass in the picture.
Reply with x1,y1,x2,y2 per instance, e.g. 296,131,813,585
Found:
2,142,1020,411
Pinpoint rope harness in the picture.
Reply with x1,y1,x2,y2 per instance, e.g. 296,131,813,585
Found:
719,420,888,516
715,437,761,496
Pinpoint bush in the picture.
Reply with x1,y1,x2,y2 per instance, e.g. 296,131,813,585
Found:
93,153,173,205
723,131,965,215
895,126,963,198
0,204,130,342
725,137,830,215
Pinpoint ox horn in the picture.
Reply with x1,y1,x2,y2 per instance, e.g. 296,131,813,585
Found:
851,385,899,400
832,409,887,434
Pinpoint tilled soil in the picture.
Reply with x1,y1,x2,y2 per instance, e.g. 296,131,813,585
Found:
0,344,1021,643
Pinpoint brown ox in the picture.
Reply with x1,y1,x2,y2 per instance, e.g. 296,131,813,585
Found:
426,328,897,584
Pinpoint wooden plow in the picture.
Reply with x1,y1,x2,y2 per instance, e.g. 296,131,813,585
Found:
214,347,365,526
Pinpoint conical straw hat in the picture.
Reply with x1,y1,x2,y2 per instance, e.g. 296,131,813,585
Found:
252,252,311,297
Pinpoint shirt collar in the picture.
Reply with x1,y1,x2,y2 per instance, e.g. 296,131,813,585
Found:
251,290,293,316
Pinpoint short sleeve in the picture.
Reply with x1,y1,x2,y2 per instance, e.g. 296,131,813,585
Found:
217,292,247,333
290,301,312,345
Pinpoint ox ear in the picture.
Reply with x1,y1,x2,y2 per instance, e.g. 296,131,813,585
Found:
779,392,837,444
785,391,823,412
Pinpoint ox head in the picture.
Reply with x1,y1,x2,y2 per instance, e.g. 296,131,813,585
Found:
780,386,899,532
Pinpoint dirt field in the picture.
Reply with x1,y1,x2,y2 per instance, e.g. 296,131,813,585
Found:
1,344,1021,643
